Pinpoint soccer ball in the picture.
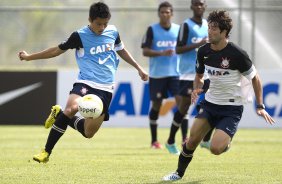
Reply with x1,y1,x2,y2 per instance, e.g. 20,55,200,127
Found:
78,94,103,119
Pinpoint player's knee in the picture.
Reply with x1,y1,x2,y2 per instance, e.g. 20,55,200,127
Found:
63,107,72,116
210,145,224,155
70,105,78,114
186,138,198,149
64,105,78,117
84,127,99,139
84,131,95,139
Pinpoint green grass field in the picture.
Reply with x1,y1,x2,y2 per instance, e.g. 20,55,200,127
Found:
0,126,281,184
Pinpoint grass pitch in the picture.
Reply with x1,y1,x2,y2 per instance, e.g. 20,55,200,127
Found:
0,126,281,184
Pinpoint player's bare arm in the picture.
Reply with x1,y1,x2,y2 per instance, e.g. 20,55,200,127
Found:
191,73,204,104
18,46,65,61
117,48,148,81
142,47,174,57
252,74,276,124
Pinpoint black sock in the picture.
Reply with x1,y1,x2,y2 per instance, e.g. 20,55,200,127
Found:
45,113,70,154
167,110,185,144
181,117,188,142
150,122,157,143
203,129,213,142
149,108,159,143
176,145,195,177
68,116,87,138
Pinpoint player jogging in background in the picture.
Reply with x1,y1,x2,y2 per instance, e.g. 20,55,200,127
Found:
18,2,148,163
165,0,211,155
141,1,183,150
163,10,275,181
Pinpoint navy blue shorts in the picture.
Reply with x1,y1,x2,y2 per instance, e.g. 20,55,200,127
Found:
195,100,243,138
70,83,112,121
178,79,210,97
149,76,179,101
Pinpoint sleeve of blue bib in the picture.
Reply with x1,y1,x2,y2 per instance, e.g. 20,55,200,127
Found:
58,31,83,50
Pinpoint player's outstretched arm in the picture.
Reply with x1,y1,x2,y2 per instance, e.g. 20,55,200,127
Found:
18,46,65,61
252,74,276,125
117,48,148,81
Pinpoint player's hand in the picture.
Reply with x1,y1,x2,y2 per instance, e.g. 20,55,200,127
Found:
138,69,148,81
199,37,209,45
256,109,276,125
18,51,30,61
161,49,174,56
191,88,203,104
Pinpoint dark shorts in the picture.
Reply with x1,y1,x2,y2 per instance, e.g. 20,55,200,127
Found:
195,100,243,138
178,79,210,97
70,83,112,121
149,76,179,101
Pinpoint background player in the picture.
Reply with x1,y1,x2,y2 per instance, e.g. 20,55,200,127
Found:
141,1,182,149
165,0,211,154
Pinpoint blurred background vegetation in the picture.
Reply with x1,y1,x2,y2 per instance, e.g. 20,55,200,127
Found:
1,0,282,70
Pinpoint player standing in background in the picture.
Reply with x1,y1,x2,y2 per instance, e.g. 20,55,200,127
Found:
18,2,148,163
163,10,275,181
165,0,212,154
141,2,183,149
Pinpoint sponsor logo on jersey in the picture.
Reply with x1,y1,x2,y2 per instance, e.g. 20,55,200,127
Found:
207,68,230,76
156,41,176,47
90,43,113,55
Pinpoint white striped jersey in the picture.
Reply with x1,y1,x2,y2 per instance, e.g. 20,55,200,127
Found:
196,42,257,105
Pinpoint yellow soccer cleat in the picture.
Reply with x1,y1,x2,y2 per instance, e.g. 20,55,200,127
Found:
33,150,50,163
44,105,61,129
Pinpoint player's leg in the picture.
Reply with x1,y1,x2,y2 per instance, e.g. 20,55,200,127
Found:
210,105,243,155
209,129,231,155
83,114,105,138
169,77,187,143
33,94,79,163
67,101,105,138
150,99,162,148
166,95,189,154
177,118,211,174
200,129,213,149
165,79,189,154
174,89,189,144
148,77,167,149
67,84,112,138
166,93,191,154
180,114,188,145
163,118,211,180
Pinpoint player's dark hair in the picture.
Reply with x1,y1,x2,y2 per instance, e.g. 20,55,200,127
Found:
191,0,206,5
89,2,111,21
207,10,233,38
158,1,173,12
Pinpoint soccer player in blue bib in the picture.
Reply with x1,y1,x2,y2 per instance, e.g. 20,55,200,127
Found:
141,2,182,149
163,10,275,181
165,0,211,154
18,2,148,163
